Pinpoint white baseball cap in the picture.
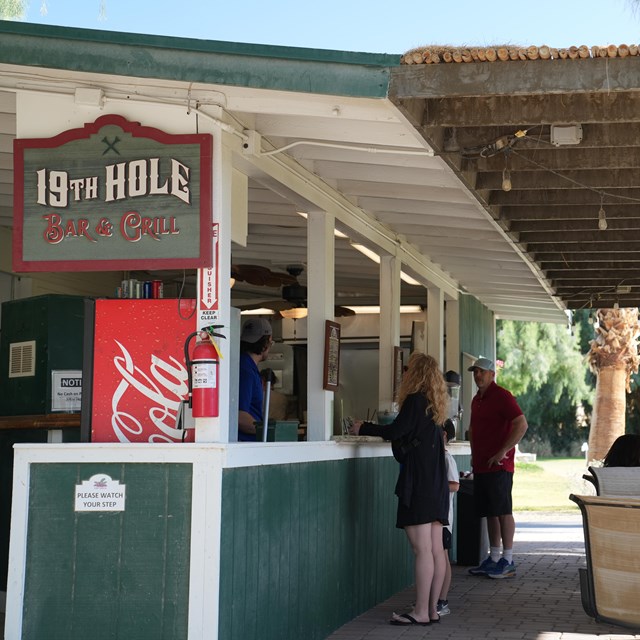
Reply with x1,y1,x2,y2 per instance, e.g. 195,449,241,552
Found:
468,357,495,372
241,318,272,343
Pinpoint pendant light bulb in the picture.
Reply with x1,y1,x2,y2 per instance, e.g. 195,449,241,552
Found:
598,205,608,230
501,167,512,192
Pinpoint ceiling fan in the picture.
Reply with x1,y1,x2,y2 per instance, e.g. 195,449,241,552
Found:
237,264,355,318
231,263,297,288
131,264,294,288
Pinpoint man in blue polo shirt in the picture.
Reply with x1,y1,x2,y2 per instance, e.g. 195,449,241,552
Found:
466,357,528,579
238,318,272,441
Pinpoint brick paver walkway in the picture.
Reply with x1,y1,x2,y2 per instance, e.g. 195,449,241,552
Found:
325,512,640,640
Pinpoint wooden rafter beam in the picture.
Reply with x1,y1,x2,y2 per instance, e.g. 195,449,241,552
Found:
477,168,640,191
390,57,640,100
421,93,640,128
519,229,640,243
510,219,640,232
490,188,640,206
499,205,640,220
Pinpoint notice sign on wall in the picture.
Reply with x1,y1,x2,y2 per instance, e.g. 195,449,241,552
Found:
75,474,126,512
51,369,82,412
13,114,213,272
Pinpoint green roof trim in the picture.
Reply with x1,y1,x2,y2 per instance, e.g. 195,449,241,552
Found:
0,21,400,98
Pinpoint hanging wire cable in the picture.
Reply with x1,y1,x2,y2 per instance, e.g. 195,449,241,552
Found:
463,126,640,205
508,144,640,204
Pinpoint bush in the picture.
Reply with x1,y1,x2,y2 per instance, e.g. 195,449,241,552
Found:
519,435,553,457
519,431,587,458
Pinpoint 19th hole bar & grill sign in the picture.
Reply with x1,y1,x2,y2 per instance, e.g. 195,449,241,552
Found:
13,114,213,272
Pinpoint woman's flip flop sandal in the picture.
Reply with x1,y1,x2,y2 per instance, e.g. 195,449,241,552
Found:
389,613,431,626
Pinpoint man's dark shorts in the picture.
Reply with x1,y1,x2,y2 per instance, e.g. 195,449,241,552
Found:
442,527,452,550
474,470,513,517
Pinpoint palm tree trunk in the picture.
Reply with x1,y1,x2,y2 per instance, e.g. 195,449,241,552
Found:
588,365,627,463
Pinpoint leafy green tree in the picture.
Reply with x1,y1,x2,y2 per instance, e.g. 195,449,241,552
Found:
0,1,105,19
516,382,585,455
0,0,25,19
497,315,593,456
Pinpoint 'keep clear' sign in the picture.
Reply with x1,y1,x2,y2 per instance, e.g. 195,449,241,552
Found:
75,474,126,512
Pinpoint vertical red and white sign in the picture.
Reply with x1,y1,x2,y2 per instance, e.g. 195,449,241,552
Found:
198,222,219,328
91,299,197,443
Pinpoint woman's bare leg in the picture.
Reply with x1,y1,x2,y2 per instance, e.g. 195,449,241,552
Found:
430,522,446,619
402,523,433,622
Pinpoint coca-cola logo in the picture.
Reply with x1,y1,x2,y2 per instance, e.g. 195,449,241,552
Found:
111,339,189,443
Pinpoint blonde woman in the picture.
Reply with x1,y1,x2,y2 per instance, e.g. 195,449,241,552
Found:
351,352,449,626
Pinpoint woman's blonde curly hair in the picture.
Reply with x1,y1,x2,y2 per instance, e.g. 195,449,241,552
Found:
397,352,449,425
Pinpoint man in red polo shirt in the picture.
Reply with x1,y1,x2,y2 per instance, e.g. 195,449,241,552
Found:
466,357,528,579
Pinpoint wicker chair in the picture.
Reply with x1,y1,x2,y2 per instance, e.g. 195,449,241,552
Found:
570,493,640,629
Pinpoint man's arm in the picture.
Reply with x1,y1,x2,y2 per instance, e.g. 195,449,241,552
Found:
487,414,528,467
238,410,257,435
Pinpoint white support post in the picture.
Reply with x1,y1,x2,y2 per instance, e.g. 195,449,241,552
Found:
379,256,401,413
427,286,445,368
306,211,335,441
195,134,234,443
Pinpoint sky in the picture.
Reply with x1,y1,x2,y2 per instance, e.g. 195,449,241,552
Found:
11,0,640,55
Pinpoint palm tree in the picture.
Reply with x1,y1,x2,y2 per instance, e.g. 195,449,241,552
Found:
587,307,640,463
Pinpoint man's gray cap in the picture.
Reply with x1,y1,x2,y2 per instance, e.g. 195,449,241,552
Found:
467,357,495,372
241,318,272,343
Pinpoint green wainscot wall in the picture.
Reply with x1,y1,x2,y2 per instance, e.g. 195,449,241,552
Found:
21,462,192,640
219,456,413,640
459,294,494,366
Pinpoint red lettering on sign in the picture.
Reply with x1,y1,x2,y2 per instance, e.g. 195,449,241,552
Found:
42,213,97,244
120,211,181,242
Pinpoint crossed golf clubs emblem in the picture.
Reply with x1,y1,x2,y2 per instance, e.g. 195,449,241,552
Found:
101,136,121,155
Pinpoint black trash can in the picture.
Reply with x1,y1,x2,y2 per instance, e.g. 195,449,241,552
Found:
456,477,489,566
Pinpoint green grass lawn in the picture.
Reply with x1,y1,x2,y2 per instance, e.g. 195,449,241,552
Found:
512,457,594,512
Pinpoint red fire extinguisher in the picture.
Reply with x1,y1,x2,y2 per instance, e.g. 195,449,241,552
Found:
184,325,225,418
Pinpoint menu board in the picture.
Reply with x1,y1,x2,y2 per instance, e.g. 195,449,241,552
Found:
323,320,341,391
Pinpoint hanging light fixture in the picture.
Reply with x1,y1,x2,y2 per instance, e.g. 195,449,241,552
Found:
598,193,608,230
501,150,512,192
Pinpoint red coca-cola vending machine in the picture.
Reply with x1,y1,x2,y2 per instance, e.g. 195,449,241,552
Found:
83,298,197,443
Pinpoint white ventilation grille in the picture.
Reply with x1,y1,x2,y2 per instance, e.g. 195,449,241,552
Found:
9,340,36,378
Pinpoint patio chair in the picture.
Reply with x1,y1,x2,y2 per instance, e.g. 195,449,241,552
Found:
570,493,640,630
583,466,640,497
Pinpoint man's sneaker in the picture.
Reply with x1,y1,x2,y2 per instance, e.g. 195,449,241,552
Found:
436,599,450,616
486,557,516,579
468,556,498,576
